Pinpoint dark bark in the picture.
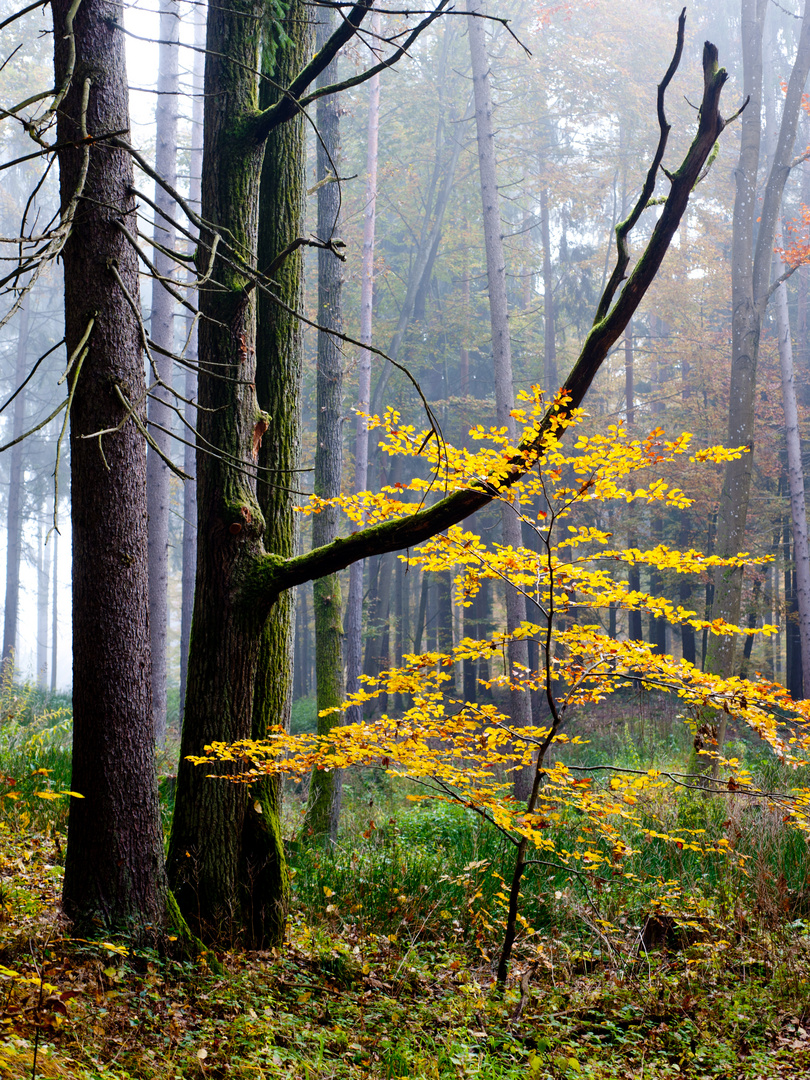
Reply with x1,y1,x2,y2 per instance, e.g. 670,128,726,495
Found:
168,0,317,944
53,0,168,934
167,0,276,940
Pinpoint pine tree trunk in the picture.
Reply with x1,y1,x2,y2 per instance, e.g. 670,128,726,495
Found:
53,0,168,934
146,0,179,745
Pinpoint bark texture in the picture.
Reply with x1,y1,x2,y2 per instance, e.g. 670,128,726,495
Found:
53,0,168,934
168,0,313,944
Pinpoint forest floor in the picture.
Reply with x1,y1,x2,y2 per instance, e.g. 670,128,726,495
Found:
2,690,810,1078
0,790,810,1078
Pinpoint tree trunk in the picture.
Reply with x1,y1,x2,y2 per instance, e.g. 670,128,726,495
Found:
467,0,533,800
678,509,696,665
37,525,49,689
345,9,381,728
146,0,179,745
178,2,205,729
53,0,168,934
437,569,455,691
774,237,810,697
540,187,558,396
50,528,58,694
3,299,28,671
306,6,345,843
710,0,810,679
167,0,313,944
167,7,728,941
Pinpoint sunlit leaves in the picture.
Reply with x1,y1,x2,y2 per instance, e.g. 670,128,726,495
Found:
206,409,810,877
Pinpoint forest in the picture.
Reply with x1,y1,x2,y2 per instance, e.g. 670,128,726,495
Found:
3,0,810,1076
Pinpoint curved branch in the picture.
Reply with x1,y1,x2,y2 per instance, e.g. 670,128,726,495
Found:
247,35,730,613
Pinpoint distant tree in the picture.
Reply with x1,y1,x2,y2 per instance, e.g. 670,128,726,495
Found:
146,0,180,745
709,0,810,698
306,4,346,844
2,299,29,671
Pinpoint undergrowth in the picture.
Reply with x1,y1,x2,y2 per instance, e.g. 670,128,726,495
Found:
1,683,810,1076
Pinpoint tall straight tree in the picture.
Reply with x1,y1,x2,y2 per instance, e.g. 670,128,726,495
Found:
37,524,49,688
306,4,345,842
466,0,533,800
51,0,169,932
178,2,206,727
146,0,180,744
774,231,810,696
345,8,381,727
50,529,58,694
709,0,810,683
166,0,454,943
2,299,29,671
40,0,727,940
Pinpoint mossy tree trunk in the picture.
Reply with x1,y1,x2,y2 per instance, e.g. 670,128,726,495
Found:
167,5,729,947
246,2,312,942
166,0,315,944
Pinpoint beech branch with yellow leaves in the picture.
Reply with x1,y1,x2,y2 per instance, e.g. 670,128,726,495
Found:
248,22,731,611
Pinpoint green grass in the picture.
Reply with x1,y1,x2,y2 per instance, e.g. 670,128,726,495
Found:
3,684,810,1076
